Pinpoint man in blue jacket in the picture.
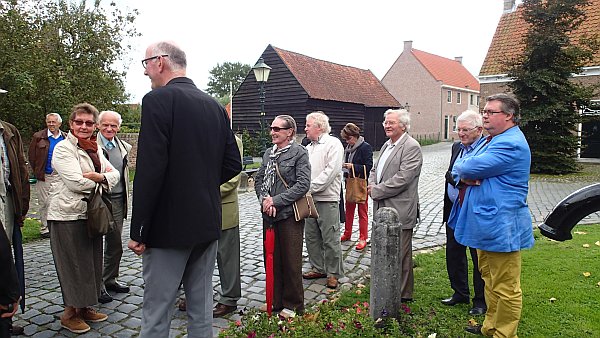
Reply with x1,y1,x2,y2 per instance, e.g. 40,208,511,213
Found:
449,94,534,337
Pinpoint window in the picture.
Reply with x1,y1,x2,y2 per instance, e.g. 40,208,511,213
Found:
470,94,475,105
447,90,452,103
457,92,462,104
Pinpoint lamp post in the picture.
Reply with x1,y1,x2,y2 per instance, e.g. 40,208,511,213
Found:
252,58,272,151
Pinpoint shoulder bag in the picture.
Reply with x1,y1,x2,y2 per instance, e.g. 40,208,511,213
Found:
345,164,367,204
82,184,115,238
275,163,319,221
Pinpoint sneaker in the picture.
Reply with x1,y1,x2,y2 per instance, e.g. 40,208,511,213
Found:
80,307,108,323
61,315,91,334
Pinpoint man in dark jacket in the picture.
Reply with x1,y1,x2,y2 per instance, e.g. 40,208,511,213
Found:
128,41,241,337
28,113,66,238
442,110,486,316
0,221,19,338
0,115,30,337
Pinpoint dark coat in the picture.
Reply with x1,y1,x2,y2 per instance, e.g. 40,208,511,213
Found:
1,121,30,225
344,140,373,179
28,128,67,181
0,224,18,306
130,77,242,248
254,142,311,223
442,142,462,223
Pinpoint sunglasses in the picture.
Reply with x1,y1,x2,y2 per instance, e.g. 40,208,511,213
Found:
72,120,95,127
270,126,292,132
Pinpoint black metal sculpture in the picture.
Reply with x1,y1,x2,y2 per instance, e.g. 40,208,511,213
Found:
538,183,600,241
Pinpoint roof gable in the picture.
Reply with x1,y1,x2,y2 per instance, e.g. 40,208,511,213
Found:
411,49,480,91
480,0,600,76
272,46,399,107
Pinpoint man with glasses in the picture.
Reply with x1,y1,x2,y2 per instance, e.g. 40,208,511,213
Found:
368,109,422,303
128,41,241,337
448,94,534,337
441,110,486,316
28,113,66,238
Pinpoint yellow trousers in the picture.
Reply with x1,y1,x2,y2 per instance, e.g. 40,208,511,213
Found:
477,250,522,338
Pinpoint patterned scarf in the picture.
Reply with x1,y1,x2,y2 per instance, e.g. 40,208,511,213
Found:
260,142,292,198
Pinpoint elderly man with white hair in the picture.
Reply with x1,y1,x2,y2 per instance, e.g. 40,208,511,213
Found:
96,110,132,304
302,111,345,289
368,109,422,303
28,113,67,238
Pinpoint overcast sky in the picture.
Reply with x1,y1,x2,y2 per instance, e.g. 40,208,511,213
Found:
121,0,517,103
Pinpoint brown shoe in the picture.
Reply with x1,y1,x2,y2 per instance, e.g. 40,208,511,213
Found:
326,276,338,289
213,303,237,318
178,298,187,311
302,270,327,279
80,307,108,323
61,315,91,334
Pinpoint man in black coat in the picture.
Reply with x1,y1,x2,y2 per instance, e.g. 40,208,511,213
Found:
442,110,486,316
0,223,19,338
128,41,241,337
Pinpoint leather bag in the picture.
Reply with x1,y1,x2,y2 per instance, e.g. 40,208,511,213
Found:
82,184,115,238
345,164,367,204
275,163,319,221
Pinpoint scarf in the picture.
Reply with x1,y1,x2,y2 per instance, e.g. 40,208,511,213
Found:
345,136,364,163
260,142,293,199
77,136,101,173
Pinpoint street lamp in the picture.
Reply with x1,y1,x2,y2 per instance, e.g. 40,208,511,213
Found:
252,58,272,151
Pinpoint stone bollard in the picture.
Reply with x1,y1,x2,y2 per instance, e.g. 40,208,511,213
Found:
369,207,403,320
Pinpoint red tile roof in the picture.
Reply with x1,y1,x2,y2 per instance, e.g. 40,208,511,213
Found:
411,49,480,91
480,0,600,76
273,46,399,107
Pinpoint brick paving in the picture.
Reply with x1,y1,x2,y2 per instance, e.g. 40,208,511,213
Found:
15,142,600,337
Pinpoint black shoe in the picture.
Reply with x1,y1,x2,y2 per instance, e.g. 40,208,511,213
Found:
10,324,24,336
98,289,113,304
465,324,483,335
105,282,130,293
441,296,469,306
469,306,486,315
41,232,51,239
401,298,413,303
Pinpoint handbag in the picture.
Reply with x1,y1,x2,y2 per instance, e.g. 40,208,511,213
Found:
82,184,115,238
345,164,367,204
275,163,319,221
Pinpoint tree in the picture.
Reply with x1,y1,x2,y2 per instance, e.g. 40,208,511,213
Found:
206,62,251,102
508,0,600,174
0,0,139,138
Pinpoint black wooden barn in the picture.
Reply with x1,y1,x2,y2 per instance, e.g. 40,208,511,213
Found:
231,45,399,149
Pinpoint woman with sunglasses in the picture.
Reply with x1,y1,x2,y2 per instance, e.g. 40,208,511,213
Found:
254,115,310,317
47,103,119,334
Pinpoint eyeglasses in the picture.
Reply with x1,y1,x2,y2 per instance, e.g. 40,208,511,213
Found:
456,126,479,133
72,120,95,127
382,121,398,127
270,126,292,132
480,109,504,116
141,55,169,69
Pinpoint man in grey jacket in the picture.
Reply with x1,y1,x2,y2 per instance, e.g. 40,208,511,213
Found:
368,109,422,302
302,111,345,289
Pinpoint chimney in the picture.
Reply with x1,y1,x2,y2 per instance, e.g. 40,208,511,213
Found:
404,40,413,52
454,56,463,64
503,0,516,13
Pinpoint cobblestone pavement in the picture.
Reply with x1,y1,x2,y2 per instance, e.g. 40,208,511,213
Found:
16,142,600,337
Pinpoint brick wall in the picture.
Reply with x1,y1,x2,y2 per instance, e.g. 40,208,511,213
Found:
119,133,139,169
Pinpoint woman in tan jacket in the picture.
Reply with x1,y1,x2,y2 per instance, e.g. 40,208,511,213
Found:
47,103,120,334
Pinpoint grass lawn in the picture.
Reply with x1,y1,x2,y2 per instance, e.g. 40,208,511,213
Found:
21,217,42,243
221,224,600,337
